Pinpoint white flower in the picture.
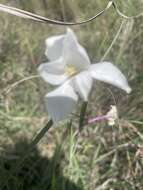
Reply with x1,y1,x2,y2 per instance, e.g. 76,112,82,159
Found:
38,28,131,122
106,105,118,126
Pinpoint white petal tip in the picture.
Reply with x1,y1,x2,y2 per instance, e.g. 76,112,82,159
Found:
66,27,73,33
65,27,77,42
126,86,132,94
37,64,42,72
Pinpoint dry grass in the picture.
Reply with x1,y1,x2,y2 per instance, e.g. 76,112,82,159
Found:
0,0,143,189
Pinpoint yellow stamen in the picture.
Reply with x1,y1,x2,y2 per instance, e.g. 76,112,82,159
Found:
65,65,77,76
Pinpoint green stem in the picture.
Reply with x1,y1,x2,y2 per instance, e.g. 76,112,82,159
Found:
18,119,53,166
1,119,53,188
31,119,53,148
79,101,88,132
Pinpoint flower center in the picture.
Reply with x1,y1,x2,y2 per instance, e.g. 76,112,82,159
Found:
65,65,78,76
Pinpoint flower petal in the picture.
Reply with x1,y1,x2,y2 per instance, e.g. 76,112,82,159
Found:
89,62,131,93
45,34,65,61
45,83,78,122
63,28,90,71
72,71,93,101
38,58,68,85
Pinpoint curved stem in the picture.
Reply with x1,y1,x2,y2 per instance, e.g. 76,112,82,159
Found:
79,101,88,132
0,1,113,25
0,1,143,26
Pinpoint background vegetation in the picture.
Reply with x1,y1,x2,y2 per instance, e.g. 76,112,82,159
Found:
0,0,143,189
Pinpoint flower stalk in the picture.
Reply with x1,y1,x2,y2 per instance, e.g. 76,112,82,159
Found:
79,101,88,132
31,119,53,147
87,115,112,124
1,119,53,188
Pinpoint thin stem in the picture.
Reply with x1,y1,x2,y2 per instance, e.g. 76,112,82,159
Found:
0,1,143,26
0,0,143,26
30,119,53,148
13,119,53,166
0,1,113,25
112,2,143,19
4,75,40,94
101,20,125,61
88,115,112,124
1,119,53,188
79,101,88,132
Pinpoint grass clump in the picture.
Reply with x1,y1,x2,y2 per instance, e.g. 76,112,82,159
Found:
0,0,143,189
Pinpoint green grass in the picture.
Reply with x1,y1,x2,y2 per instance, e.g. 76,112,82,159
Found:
0,0,143,189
